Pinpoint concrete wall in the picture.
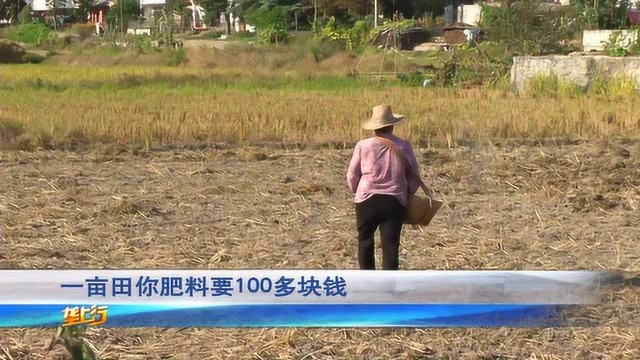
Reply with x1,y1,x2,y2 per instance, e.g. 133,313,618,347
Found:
511,55,640,92
140,0,165,6
583,30,639,52
457,5,482,26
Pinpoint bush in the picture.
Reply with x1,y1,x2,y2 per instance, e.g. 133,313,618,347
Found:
105,0,141,31
316,17,373,52
290,35,342,62
18,6,33,24
0,118,25,142
22,52,46,63
202,31,223,39
233,31,256,39
526,74,582,98
481,1,583,55
398,71,426,87
572,0,631,30
4,23,51,46
244,5,291,44
166,48,187,66
69,23,95,40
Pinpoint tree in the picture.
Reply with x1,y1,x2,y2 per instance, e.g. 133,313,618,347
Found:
316,0,369,17
230,0,302,16
18,4,32,23
572,0,631,29
105,0,141,31
46,0,66,29
0,0,27,24
381,0,445,19
481,0,584,55
74,0,94,23
244,4,291,42
164,0,181,39
200,0,228,26
410,0,445,19
229,0,304,28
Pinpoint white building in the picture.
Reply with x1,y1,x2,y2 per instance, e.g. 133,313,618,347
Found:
139,0,167,21
455,1,571,26
28,0,75,11
221,0,255,33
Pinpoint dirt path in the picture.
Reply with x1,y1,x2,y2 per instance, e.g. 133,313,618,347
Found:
182,39,235,50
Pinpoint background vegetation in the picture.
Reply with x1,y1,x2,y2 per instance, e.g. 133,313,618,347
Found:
1,0,639,152
1,61,638,152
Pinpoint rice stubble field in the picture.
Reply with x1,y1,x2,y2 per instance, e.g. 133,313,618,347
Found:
0,60,639,359
1,140,639,359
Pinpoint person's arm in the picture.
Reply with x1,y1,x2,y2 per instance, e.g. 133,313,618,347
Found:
347,142,362,193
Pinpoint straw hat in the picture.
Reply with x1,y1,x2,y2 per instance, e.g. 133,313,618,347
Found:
362,104,405,130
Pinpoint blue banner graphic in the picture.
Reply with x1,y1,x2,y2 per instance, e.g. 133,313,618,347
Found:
0,304,571,328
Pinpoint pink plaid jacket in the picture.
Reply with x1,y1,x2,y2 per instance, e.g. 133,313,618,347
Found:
346,134,421,206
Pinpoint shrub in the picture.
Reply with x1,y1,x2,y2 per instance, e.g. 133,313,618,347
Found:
166,48,187,66
317,17,373,52
4,23,51,46
232,31,256,39
587,74,638,96
70,23,96,40
0,118,25,142
22,52,47,63
307,37,342,63
105,0,141,31
244,5,291,44
46,326,98,360
202,31,223,39
481,1,583,55
526,74,582,98
18,5,33,24
572,0,631,30
398,71,426,87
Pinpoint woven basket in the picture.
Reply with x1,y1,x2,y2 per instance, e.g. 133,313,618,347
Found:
405,192,443,226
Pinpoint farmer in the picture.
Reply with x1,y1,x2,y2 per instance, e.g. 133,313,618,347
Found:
346,104,430,270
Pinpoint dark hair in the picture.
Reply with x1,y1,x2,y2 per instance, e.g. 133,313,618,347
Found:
374,126,393,134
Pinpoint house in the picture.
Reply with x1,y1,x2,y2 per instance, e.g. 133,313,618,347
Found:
29,0,75,13
27,0,75,27
451,0,571,27
136,0,206,31
27,0,111,26
220,0,255,33
139,0,165,21
88,0,111,32
135,0,254,33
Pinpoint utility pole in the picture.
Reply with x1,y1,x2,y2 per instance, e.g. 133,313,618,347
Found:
373,0,377,28
120,0,123,34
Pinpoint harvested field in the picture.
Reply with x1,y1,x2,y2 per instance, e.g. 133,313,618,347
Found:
1,140,639,359
2,64,640,151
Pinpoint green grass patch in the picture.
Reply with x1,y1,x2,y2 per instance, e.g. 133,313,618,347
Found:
3,23,51,46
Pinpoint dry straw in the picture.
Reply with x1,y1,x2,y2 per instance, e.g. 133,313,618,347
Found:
1,140,638,359
2,65,640,151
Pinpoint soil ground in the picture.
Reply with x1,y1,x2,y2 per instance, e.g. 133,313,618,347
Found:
1,140,639,359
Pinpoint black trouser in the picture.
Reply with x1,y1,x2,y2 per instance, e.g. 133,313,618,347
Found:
355,194,406,270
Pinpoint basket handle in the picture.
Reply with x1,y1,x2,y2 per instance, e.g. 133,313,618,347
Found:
375,136,431,196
